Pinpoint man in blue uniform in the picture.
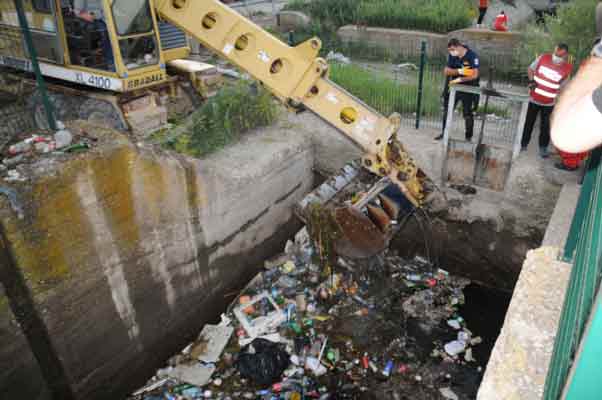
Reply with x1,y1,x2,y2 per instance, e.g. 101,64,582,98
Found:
435,38,481,141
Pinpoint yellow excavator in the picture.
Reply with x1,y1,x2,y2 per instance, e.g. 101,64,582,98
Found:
0,0,427,258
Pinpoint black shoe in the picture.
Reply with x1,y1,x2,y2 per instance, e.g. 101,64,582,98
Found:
555,162,577,171
466,136,472,142
434,134,443,141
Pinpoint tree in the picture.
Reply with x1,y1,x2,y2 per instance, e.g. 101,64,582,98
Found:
519,0,599,68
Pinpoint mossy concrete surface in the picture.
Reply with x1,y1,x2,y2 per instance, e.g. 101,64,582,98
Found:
0,121,314,399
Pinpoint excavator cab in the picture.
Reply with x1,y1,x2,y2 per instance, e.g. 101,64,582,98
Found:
0,0,184,92
58,0,161,77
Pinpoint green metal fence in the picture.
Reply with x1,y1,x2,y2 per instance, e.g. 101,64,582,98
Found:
544,147,602,399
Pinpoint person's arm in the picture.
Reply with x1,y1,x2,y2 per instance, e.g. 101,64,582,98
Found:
527,56,540,81
551,56,602,153
457,54,480,83
444,66,459,76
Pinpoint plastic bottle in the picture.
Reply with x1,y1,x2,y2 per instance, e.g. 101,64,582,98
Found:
361,353,369,369
368,361,378,373
8,140,32,155
382,360,394,377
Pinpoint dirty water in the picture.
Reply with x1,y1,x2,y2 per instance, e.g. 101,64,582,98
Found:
128,227,512,400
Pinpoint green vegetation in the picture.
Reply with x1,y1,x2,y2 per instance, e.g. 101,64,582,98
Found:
154,82,278,157
520,0,598,68
329,63,443,118
329,63,511,120
284,0,472,34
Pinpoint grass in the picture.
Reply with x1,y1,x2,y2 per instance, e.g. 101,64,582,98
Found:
153,82,278,157
329,63,443,118
283,0,473,34
329,63,512,120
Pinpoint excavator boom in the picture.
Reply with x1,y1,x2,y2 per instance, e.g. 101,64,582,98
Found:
154,0,425,257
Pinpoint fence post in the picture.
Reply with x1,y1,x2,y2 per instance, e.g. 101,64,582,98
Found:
13,0,56,131
415,41,426,130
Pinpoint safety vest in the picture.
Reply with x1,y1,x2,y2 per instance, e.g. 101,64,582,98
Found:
531,53,572,105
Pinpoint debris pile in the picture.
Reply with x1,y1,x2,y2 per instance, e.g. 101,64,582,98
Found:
129,229,485,400
1,121,96,183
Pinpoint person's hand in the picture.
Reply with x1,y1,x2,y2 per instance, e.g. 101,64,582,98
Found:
528,79,537,90
457,67,473,77
450,78,462,85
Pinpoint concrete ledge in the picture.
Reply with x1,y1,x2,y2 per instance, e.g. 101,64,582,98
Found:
276,10,310,31
477,247,571,400
542,183,580,249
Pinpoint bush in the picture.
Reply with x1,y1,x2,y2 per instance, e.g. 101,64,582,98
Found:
284,0,472,34
520,0,598,68
162,82,278,157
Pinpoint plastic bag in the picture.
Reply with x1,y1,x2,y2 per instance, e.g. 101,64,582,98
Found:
236,338,290,386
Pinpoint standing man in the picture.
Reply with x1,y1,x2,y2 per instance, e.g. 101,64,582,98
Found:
477,0,488,28
521,44,573,158
435,39,480,142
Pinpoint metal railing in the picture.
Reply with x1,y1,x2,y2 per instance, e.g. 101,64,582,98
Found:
326,40,529,133
544,147,602,399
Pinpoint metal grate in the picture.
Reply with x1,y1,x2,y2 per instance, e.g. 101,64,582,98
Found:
158,21,187,50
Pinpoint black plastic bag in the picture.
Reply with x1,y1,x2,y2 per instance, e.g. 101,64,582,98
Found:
236,338,290,386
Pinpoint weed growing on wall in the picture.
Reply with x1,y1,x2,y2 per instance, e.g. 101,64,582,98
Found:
161,82,278,157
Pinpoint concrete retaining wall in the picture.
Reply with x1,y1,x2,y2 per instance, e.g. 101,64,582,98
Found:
337,26,448,59
337,26,522,70
477,183,580,399
0,123,314,399
0,99,36,142
449,29,522,70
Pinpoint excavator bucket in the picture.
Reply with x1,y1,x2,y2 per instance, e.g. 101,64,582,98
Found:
296,163,414,259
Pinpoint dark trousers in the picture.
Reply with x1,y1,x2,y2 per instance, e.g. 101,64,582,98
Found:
477,7,487,24
521,102,553,148
442,91,478,140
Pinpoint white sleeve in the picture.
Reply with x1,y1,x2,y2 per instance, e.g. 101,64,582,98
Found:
529,56,541,71
552,85,602,153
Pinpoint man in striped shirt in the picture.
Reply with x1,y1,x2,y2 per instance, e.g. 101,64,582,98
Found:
521,44,573,158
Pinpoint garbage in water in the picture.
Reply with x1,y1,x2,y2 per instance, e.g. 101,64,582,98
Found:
1,122,98,183
129,227,487,399
236,338,291,386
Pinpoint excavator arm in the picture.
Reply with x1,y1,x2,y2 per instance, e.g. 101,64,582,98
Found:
155,0,425,257
155,0,423,205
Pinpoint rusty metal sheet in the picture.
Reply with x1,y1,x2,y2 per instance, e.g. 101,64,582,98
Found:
443,139,476,186
443,139,512,191
473,144,512,191
334,206,388,259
